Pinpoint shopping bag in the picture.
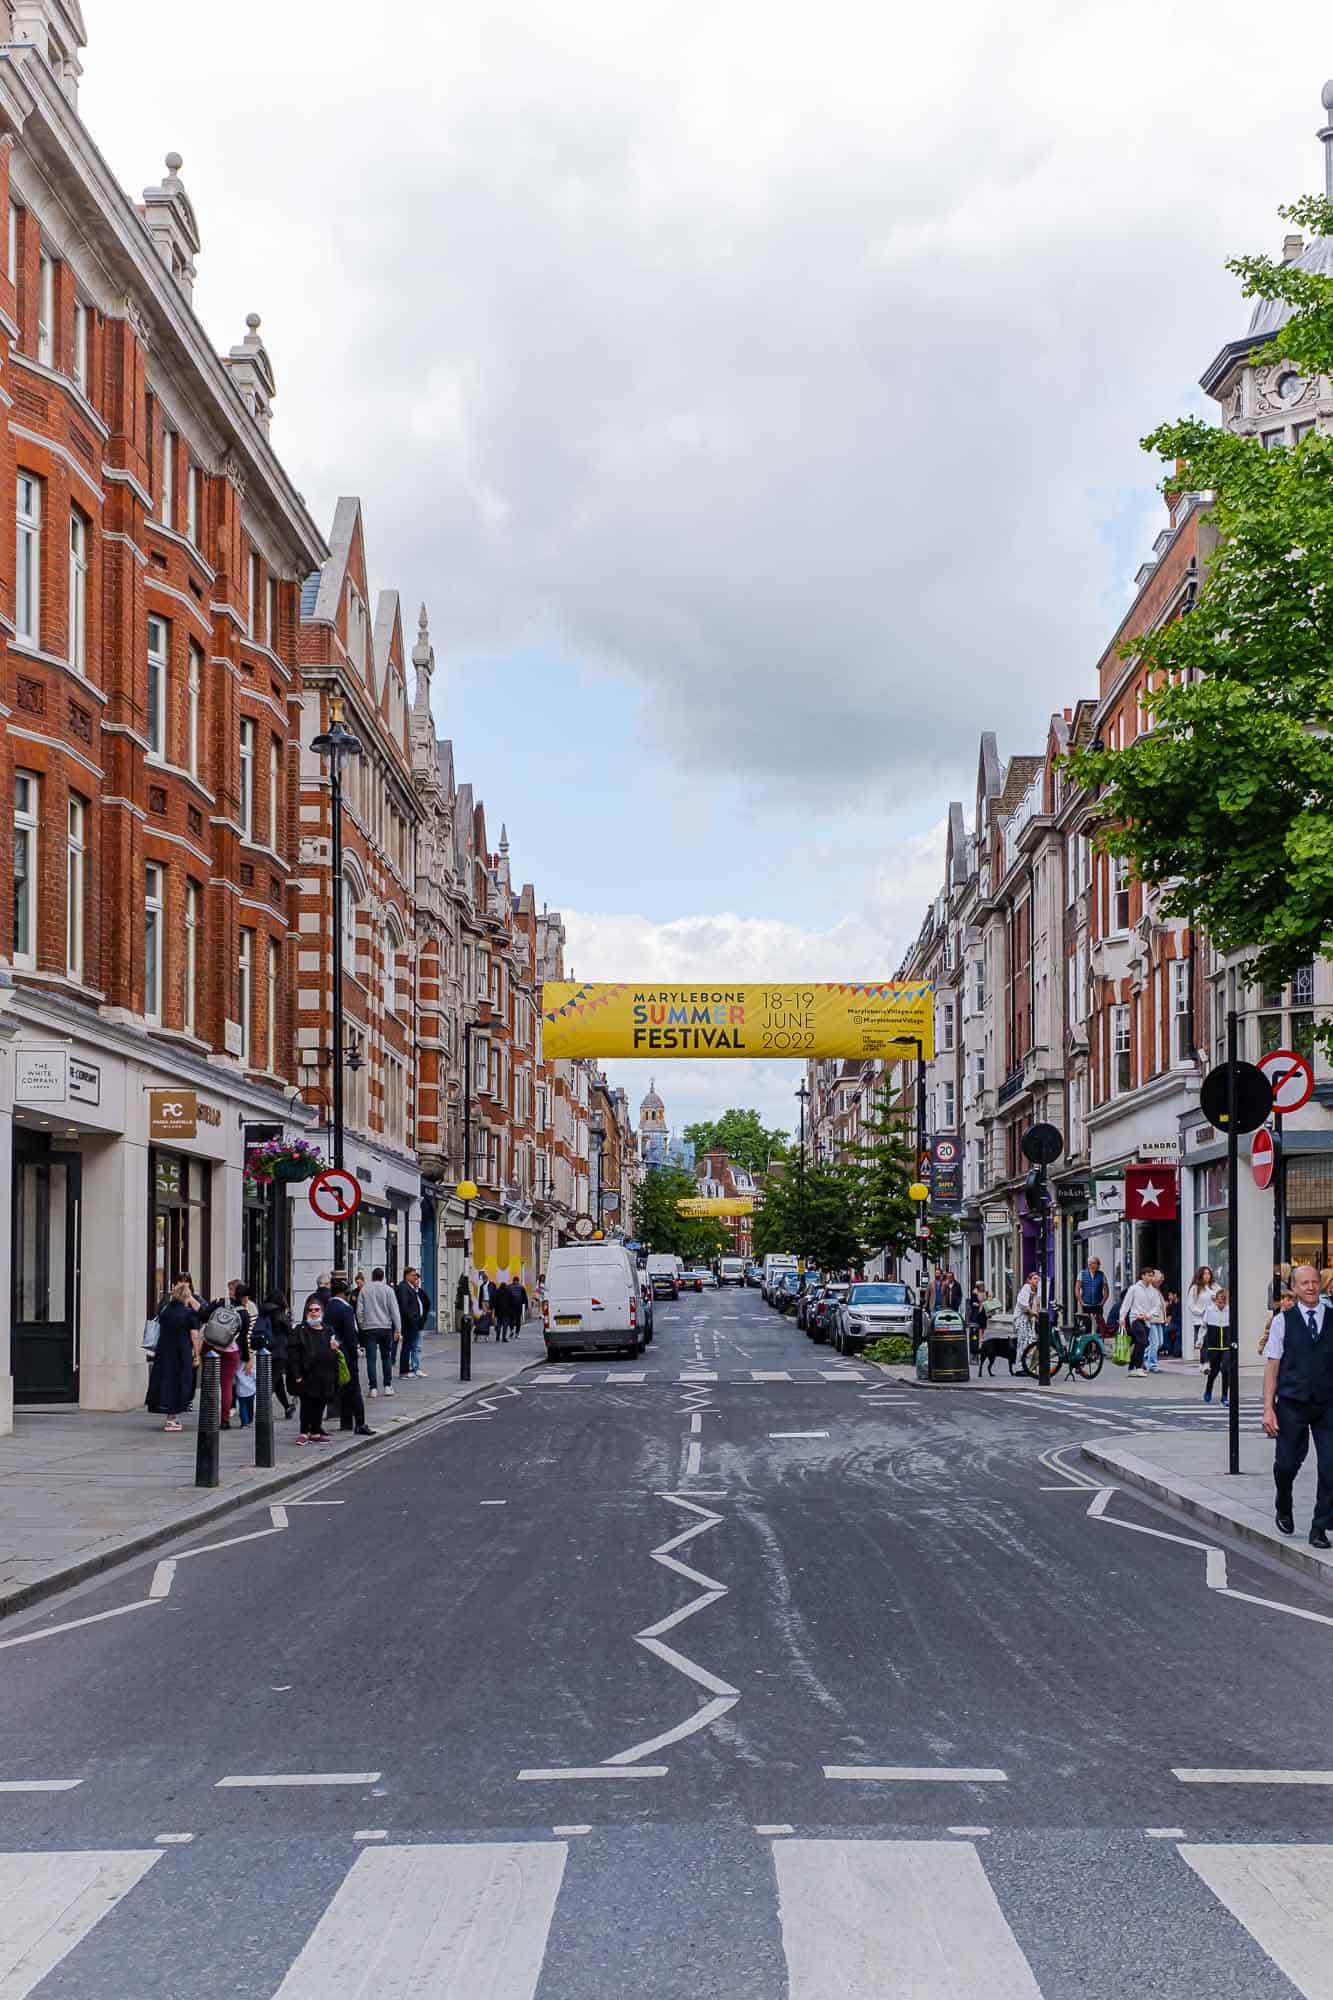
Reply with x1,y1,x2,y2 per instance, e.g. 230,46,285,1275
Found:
1111,1327,1130,1367
335,1349,351,1389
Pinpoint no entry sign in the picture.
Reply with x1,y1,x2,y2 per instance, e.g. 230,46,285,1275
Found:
1257,1048,1314,1115
1251,1126,1278,1191
308,1167,363,1223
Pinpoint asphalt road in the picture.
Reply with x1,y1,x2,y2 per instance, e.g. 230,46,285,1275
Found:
3,1285,1333,1998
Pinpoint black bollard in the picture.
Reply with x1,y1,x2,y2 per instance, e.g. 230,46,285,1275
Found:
460,1310,472,1384
255,1349,275,1469
195,1348,220,1488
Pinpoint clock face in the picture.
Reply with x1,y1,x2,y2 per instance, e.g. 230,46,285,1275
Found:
1277,371,1301,402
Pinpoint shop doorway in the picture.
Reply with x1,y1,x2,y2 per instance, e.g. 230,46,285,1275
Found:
12,1142,82,1404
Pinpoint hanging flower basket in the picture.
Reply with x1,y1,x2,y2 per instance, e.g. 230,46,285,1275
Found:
246,1137,327,1185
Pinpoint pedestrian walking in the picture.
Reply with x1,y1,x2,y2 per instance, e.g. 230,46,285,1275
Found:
966,1284,988,1358
144,1280,202,1432
1119,1267,1166,1376
395,1267,431,1378
1264,1263,1333,1548
493,1282,514,1342
935,1269,963,1313
259,1291,297,1419
1200,1288,1231,1403
290,1299,339,1443
1186,1268,1217,1355
357,1265,401,1398
1013,1272,1038,1369
509,1276,529,1333
327,1278,374,1435
1077,1257,1109,1334
200,1284,247,1426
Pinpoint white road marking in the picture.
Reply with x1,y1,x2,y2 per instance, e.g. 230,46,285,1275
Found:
0,1849,161,1996
757,1823,795,1835
618,1372,647,1383
1144,1827,1186,1838
752,1371,792,1382
679,1371,718,1381
685,1441,702,1476
552,1825,591,1835
149,1560,176,1599
774,1839,1040,1998
770,1432,829,1439
638,1635,738,1698
216,1772,381,1788
602,1694,739,1765
1181,1842,1333,1999
270,1842,567,1999
1206,1548,1227,1590
536,1375,575,1385
690,1413,703,1434
0,1599,159,1651
1086,1486,1114,1517
1175,1770,1333,1786
823,1766,1008,1783
154,1832,194,1845
269,1504,289,1528
354,1830,388,1841
0,1780,82,1792
822,1371,864,1381
517,1766,668,1781
480,1500,507,1506
948,1826,991,1836
289,1499,346,1505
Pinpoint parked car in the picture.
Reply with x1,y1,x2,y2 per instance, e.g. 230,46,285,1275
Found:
775,1270,803,1313
744,1262,761,1287
639,1277,655,1340
762,1254,798,1302
544,1244,646,1360
807,1283,849,1343
684,1267,712,1292
796,1283,827,1332
833,1280,916,1355
646,1253,680,1300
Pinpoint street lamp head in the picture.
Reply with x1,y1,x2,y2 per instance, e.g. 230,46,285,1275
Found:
312,695,365,765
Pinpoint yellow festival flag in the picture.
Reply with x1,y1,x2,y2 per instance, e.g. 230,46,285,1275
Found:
540,982,934,1061
677,1196,755,1217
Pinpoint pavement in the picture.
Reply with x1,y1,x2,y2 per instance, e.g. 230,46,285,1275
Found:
7,1291,1333,1996
0,1322,542,1619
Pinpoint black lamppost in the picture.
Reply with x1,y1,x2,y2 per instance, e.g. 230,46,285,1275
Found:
311,696,364,1275
893,1034,929,1343
795,1081,809,1274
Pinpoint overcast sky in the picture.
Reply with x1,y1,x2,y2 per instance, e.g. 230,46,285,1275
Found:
85,3,1331,1134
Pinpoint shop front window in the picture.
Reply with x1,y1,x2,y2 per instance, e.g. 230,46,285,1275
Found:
149,1150,211,1312
1194,1161,1229,1287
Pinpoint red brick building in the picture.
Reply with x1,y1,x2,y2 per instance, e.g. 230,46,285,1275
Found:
0,19,327,1427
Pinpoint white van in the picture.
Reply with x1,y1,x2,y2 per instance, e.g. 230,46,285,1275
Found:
646,1253,681,1301
719,1258,745,1285
762,1253,798,1302
544,1244,644,1360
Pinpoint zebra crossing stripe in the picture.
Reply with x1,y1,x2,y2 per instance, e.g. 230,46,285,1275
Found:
1180,1843,1333,1999
270,1843,567,1998
773,1839,1041,1997
0,1849,161,1997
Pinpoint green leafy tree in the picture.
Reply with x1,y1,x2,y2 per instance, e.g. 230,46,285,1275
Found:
683,1108,789,1175
633,1163,727,1263
849,1102,952,1268
751,1159,863,1269
1068,194,1333,1000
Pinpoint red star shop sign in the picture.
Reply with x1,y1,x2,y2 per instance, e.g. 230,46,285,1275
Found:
1125,1163,1178,1221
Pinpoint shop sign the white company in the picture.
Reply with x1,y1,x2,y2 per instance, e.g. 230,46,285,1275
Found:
15,1049,69,1101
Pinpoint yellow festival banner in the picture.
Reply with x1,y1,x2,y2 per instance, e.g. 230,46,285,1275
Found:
677,1196,755,1217
540,983,934,1061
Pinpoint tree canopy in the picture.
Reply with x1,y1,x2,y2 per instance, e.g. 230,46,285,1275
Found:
683,1107,789,1175
1068,194,1333,998
632,1162,727,1263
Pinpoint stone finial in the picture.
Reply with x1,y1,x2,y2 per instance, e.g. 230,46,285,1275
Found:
141,149,201,303
222,310,276,436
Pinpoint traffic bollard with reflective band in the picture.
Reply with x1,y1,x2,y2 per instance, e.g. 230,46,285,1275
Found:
195,1348,220,1488
459,1312,472,1384
255,1349,275,1470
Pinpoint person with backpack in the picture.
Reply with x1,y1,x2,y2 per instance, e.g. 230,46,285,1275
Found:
145,1279,202,1432
198,1284,248,1427
258,1292,296,1419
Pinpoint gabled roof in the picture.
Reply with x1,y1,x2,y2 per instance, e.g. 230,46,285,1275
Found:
999,754,1041,814
307,496,364,630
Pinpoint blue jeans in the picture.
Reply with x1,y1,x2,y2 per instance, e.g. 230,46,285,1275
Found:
362,1329,395,1389
236,1392,255,1428
399,1326,422,1376
1147,1324,1163,1371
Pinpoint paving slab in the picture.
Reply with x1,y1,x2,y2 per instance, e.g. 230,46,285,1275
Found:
0,1325,541,1619
1080,1425,1333,1587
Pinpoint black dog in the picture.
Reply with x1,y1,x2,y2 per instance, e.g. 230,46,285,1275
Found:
978,1334,1017,1376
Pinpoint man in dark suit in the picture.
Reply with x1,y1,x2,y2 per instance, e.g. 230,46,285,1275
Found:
326,1277,373,1435
1264,1263,1333,1547
396,1267,431,1378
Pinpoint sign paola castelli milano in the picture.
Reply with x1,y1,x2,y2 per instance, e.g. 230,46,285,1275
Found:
539,983,935,1061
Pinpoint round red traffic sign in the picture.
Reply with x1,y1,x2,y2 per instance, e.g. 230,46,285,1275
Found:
1258,1047,1314,1115
308,1167,362,1223
1251,1126,1278,1191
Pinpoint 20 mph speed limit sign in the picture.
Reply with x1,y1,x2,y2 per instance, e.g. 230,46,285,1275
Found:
308,1168,363,1223
1257,1048,1314,1115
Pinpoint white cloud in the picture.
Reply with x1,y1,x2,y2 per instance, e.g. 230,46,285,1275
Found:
82,1,1332,807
